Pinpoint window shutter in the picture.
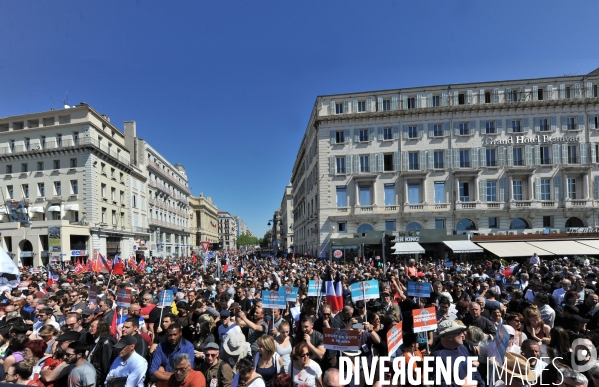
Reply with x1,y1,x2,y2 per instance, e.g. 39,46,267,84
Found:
480,147,487,167
505,88,512,102
378,153,384,172
592,144,597,164
428,123,434,138
559,84,565,99
444,121,450,137
578,115,586,131
445,149,452,169
353,154,359,174
547,85,553,100
354,128,360,143
554,176,562,201
329,156,335,176
393,151,400,171
479,89,485,104
393,125,399,139
535,145,541,165
581,144,587,164
345,129,350,142
551,116,557,132
472,147,479,169
493,88,499,103
574,83,581,99
507,118,513,133
552,143,561,165
377,97,383,111
561,116,567,131
480,179,487,202
453,91,459,106
368,127,374,141
454,149,460,169
518,87,524,101
330,130,336,145
420,150,427,171
507,146,514,166
417,94,422,108
534,117,540,132
595,176,599,199
343,100,349,113
402,152,408,171
590,116,597,130
587,82,594,98
523,117,530,132
352,99,358,113
497,118,503,132
441,91,448,106
401,95,408,109
525,145,533,166
428,150,434,169
370,154,377,173
467,90,473,104
535,177,541,200
469,120,476,135
453,121,459,136
377,127,383,141
330,100,336,115
532,86,538,101
367,97,373,112
498,146,505,167
418,123,424,139
500,178,507,202
402,124,408,140
562,143,568,165
391,95,398,110
480,120,487,134
427,92,432,107
346,155,352,174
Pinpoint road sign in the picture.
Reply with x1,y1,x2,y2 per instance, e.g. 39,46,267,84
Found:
201,241,210,253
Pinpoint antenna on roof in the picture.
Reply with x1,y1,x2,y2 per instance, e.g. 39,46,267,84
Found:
63,91,70,109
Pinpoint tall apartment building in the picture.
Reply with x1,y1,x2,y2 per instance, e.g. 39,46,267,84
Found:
279,184,293,253
189,193,219,248
235,216,252,237
291,67,599,258
218,211,237,250
0,104,133,266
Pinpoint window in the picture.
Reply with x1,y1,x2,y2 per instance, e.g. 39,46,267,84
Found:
484,92,491,104
540,146,550,165
357,101,366,112
509,90,518,102
568,145,578,164
540,179,551,200
37,162,43,171
120,172,124,182
408,152,419,170
59,115,70,124
336,186,347,207
359,185,371,206
5,165,11,174
360,155,369,173
408,183,420,204
383,154,394,171
434,151,444,169
385,220,396,231
513,148,524,166
459,182,470,201
335,157,346,174
9,140,14,151
434,182,445,203
7,186,13,199
486,148,496,166
22,184,28,198
57,134,62,146
383,127,393,140
433,124,443,137
408,126,418,139
73,132,79,144
133,195,138,208
458,93,465,105
111,187,116,201
54,182,61,196
567,117,577,130
432,95,440,107
38,183,45,197
71,180,78,195
382,99,391,111
70,158,77,168
459,122,469,135
539,118,549,132
459,150,470,168
120,191,125,203
359,129,369,142
40,136,46,149
338,222,347,232
102,208,106,223
335,131,346,144
112,210,117,225
511,120,522,133
384,184,395,206
24,138,30,151
20,163,27,173
543,216,551,228
568,178,577,199
52,211,60,221
487,181,498,202
407,97,416,109
43,118,53,126
537,88,544,101
513,180,523,200
486,121,496,134
101,184,106,198
565,87,571,99
110,168,115,178
435,218,445,229
53,160,60,169
489,217,499,228
335,103,343,114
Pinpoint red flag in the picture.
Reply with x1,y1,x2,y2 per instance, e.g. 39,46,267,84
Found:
110,307,118,339
112,261,125,276
128,257,138,272
192,252,197,264
74,259,85,275
137,259,146,273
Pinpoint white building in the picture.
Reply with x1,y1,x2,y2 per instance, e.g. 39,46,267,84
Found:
279,184,293,253
290,67,599,258
218,211,237,250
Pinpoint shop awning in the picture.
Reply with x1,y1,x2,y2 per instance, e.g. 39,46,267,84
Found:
477,242,554,258
443,240,483,253
575,239,599,250
64,204,79,211
47,205,61,212
527,240,599,256
392,242,425,255
29,207,44,213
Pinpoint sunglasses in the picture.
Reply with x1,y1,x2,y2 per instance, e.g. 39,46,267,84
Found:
298,353,310,358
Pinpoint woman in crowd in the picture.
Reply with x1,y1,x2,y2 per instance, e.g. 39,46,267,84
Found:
254,336,284,387
37,326,60,356
0,325,10,360
274,320,293,372
523,305,551,345
504,313,527,347
546,326,571,361
289,342,322,387
232,358,266,387
11,358,41,386
3,334,29,371
87,317,116,387
563,290,581,307
490,308,503,329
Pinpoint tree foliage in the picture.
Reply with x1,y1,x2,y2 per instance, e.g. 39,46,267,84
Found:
237,234,260,246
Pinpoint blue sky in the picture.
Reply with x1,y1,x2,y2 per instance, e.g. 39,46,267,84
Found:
1,1,598,237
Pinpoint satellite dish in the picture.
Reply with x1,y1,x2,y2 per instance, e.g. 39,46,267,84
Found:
64,105,71,109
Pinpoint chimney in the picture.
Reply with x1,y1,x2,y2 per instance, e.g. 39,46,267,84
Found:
124,121,137,166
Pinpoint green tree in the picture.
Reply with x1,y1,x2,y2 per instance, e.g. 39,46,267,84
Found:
237,234,260,246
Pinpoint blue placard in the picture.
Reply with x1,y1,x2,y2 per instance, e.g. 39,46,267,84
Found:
349,280,380,302
307,280,323,297
446,261,454,267
407,281,431,298
261,289,287,309
282,286,299,302
157,290,173,307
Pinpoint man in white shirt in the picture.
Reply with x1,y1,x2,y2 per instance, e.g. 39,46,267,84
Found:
552,279,571,304
106,335,148,387
534,294,555,328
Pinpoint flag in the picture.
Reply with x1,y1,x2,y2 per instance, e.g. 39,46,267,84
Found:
323,266,342,313
128,257,138,272
192,252,197,264
0,247,20,289
74,259,85,275
47,266,59,286
334,270,343,311
110,307,118,339
502,264,521,278
112,256,125,276
137,259,146,273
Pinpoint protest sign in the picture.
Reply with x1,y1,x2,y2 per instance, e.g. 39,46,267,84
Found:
307,280,322,297
349,280,380,302
18,281,30,291
413,307,438,333
157,290,173,307
88,286,97,303
323,328,360,351
387,322,403,355
488,323,510,366
262,289,287,309
283,286,299,302
116,288,132,307
407,281,431,298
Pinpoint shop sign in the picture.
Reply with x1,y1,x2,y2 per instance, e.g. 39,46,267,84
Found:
484,134,580,146
392,236,419,242
568,227,599,234
70,250,88,256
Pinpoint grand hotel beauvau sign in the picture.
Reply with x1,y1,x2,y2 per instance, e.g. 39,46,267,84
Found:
484,135,581,146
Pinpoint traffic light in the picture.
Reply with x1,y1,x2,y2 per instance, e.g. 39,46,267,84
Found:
384,234,394,258
149,251,153,257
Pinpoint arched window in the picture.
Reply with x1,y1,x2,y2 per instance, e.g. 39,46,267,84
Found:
357,224,374,234
456,218,477,231
406,222,423,232
565,217,585,228
510,218,529,229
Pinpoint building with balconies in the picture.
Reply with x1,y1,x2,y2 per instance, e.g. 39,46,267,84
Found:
279,184,293,253
189,193,219,248
218,211,237,250
291,67,599,259
0,104,134,266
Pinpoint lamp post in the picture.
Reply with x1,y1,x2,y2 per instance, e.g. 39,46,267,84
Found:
267,215,282,253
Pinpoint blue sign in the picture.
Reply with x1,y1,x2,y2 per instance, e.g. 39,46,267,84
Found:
349,280,380,302
445,261,454,267
209,252,214,258
307,280,323,297
261,289,287,309
407,281,431,298
282,286,299,302
157,290,173,307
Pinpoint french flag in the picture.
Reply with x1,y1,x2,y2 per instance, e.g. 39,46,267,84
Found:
502,263,521,278
323,266,343,313
47,266,59,286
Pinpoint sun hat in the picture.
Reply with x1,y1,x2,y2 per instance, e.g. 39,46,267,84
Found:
492,352,536,382
223,331,248,357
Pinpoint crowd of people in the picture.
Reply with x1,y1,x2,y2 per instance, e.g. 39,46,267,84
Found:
0,251,596,387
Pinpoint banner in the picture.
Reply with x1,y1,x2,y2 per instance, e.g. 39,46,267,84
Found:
407,281,431,298
18,281,30,291
349,280,380,302
261,289,287,309
386,322,403,355
157,290,173,307
116,288,132,307
488,323,510,367
6,201,29,224
283,286,299,302
413,307,438,333
323,328,360,351
48,226,61,252
307,280,322,297
88,286,97,304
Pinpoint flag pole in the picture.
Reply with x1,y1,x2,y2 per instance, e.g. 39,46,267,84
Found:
158,289,167,324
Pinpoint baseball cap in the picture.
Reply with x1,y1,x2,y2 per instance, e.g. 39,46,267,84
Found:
204,342,220,351
113,335,137,349
437,320,467,336
220,310,230,318
56,331,81,342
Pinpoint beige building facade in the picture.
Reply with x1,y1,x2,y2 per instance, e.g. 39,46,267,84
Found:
189,194,219,248
279,185,294,253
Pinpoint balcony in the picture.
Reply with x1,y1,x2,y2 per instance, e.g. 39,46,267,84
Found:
146,161,191,194
383,205,398,212
403,203,451,212
484,202,506,210
457,202,478,210
565,199,593,208
132,226,151,234
358,206,374,212
510,200,533,210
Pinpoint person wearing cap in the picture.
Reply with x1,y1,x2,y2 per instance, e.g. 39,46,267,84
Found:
39,330,81,385
198,340,234,387
150,324,196,385
429,320,485,387
106,335,148,387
